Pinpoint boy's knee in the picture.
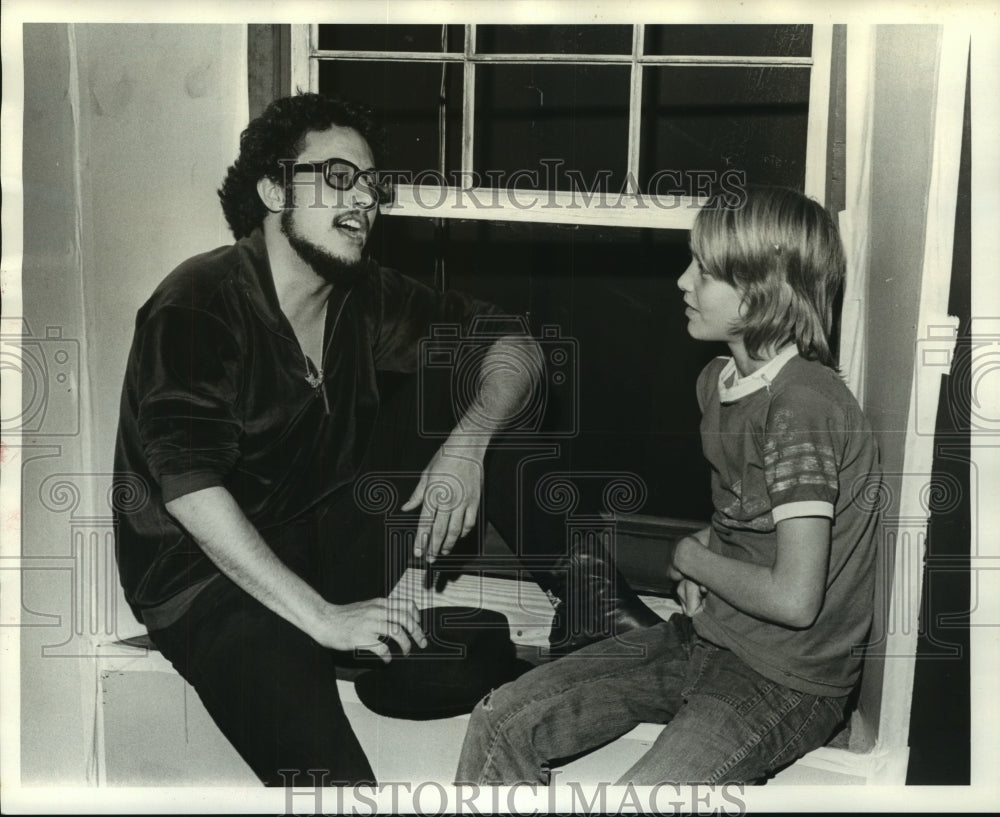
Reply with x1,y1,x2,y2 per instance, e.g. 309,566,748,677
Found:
468,683,523,735
473,684,509,721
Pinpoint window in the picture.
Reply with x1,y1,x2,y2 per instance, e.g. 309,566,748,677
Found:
292,24,831,229
287,24,834,524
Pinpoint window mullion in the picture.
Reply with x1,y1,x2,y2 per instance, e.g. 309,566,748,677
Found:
637,55,812,67
462,24,476,177
311,50,466,62
306,24,819,230
626,24,645,183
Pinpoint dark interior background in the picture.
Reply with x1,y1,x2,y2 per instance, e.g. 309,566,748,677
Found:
318,23,813,522
371,218,718,520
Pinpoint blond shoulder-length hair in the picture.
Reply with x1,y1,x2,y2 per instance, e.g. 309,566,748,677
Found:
690,186,845,368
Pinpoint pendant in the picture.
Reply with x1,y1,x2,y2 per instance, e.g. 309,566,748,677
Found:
304,371,324,389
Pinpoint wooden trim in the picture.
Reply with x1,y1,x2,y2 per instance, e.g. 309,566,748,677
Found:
248,25,292,118
310,49,813,68
382,185,704,230
461,25,476,176
289,24,314,93
805,24,833,202
872,26,969,775
826,24,848,216
838,24,878,404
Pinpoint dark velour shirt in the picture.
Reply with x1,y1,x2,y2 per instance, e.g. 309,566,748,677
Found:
113,228,502,628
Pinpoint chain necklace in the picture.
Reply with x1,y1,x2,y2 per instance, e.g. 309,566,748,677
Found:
297,302,327,390
303,357,324,389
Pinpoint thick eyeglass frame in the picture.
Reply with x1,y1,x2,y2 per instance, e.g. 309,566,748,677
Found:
288,157,395,206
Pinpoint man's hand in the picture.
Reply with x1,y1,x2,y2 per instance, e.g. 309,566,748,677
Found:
402,444,484,562
165,487,429,658
309,598,428,663
677,578,707,617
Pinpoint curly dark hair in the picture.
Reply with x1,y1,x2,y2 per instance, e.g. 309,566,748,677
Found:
218,93,385,239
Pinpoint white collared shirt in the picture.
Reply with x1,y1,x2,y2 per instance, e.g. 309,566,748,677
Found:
717,344,800,403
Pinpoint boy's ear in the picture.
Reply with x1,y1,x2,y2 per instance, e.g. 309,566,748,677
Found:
257,176,286,213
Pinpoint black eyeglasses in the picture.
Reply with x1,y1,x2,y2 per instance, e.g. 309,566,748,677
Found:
287,158,395,206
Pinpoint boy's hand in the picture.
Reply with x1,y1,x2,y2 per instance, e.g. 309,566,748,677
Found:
677,578,707,617
691,526,711,547
668,534,706,581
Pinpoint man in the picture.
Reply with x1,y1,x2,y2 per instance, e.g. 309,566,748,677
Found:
114,93,658,786
113,93,545,785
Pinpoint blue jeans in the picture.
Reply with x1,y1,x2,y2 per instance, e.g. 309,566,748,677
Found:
455,614,848,785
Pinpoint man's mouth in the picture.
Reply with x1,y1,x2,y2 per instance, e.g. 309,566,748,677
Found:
334,213,367,238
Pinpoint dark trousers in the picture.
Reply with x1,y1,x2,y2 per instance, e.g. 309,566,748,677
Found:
148,372,576,785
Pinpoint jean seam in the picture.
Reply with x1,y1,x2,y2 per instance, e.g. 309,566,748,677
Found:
700,687,805,783
681,645,776,714
477,658,673,784
765,694,832,769
700,678,774,714
679,643,714,699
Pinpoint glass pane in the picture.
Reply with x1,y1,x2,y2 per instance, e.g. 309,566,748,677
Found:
367,216,717,519
644,24,812,58
476,25,633,55
639,66,810,192
474,65,630,192
318,61,462,177
317,24,464,53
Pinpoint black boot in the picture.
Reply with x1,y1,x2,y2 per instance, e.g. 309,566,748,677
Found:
541,538,663,656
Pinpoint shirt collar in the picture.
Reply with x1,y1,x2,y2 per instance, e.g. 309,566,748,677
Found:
717,344,799,403
235,228,286,336
234,227,376,343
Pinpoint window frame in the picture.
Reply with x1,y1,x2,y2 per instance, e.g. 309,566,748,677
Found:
291,23,832,230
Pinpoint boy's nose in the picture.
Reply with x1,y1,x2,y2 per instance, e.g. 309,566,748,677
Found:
677,261,696,291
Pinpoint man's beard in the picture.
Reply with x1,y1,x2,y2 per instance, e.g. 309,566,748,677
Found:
280,209,370,288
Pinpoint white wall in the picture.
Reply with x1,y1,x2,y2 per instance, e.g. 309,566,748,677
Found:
19,22,247,784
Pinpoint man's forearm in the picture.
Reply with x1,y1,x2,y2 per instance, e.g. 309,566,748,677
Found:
454,334,543,445
165,486,427,658
165,486,326,637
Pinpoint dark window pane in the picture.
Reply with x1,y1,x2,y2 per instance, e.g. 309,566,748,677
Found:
639,66,810,192
318,61,462,176
644,24,812,58
317,24,464,53
476,25,632,55
367,215,717,519
475,65,629,191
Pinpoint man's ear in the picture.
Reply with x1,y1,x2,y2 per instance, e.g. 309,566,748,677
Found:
257,176,286,213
